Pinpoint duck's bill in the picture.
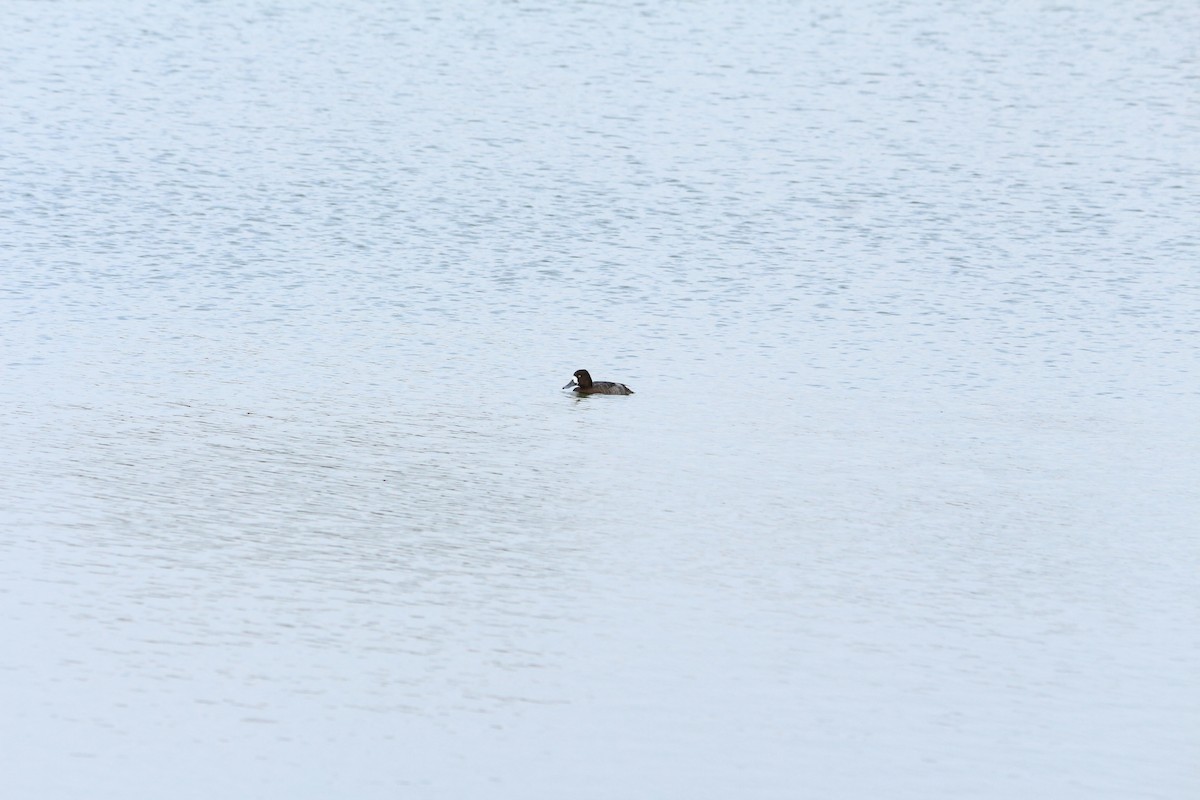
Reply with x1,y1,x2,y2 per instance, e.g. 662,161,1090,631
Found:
562,379,578,389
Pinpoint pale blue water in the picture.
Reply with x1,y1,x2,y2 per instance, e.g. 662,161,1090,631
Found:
2,1,1198,798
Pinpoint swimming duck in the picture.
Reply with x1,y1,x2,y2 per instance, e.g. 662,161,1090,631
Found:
562,369,634,395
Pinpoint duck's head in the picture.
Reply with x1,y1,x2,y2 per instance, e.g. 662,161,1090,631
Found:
562,369,593,390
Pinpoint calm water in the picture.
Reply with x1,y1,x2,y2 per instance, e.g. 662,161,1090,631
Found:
2,1,1198,797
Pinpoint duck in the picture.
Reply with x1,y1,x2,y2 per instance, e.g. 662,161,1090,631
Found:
562,369,634,395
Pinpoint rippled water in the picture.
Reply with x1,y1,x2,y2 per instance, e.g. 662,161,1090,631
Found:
3,1,1198,798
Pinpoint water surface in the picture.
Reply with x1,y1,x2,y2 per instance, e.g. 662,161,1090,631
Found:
2,1,1198,798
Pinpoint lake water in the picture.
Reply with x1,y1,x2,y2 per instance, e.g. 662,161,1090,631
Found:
2,1,1198,797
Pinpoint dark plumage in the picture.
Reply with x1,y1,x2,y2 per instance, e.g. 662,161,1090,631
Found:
562,369,634,395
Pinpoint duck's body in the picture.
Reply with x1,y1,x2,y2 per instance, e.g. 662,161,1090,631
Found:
563,369,634,396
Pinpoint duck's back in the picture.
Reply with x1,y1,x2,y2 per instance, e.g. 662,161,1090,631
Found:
585,381,634,395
